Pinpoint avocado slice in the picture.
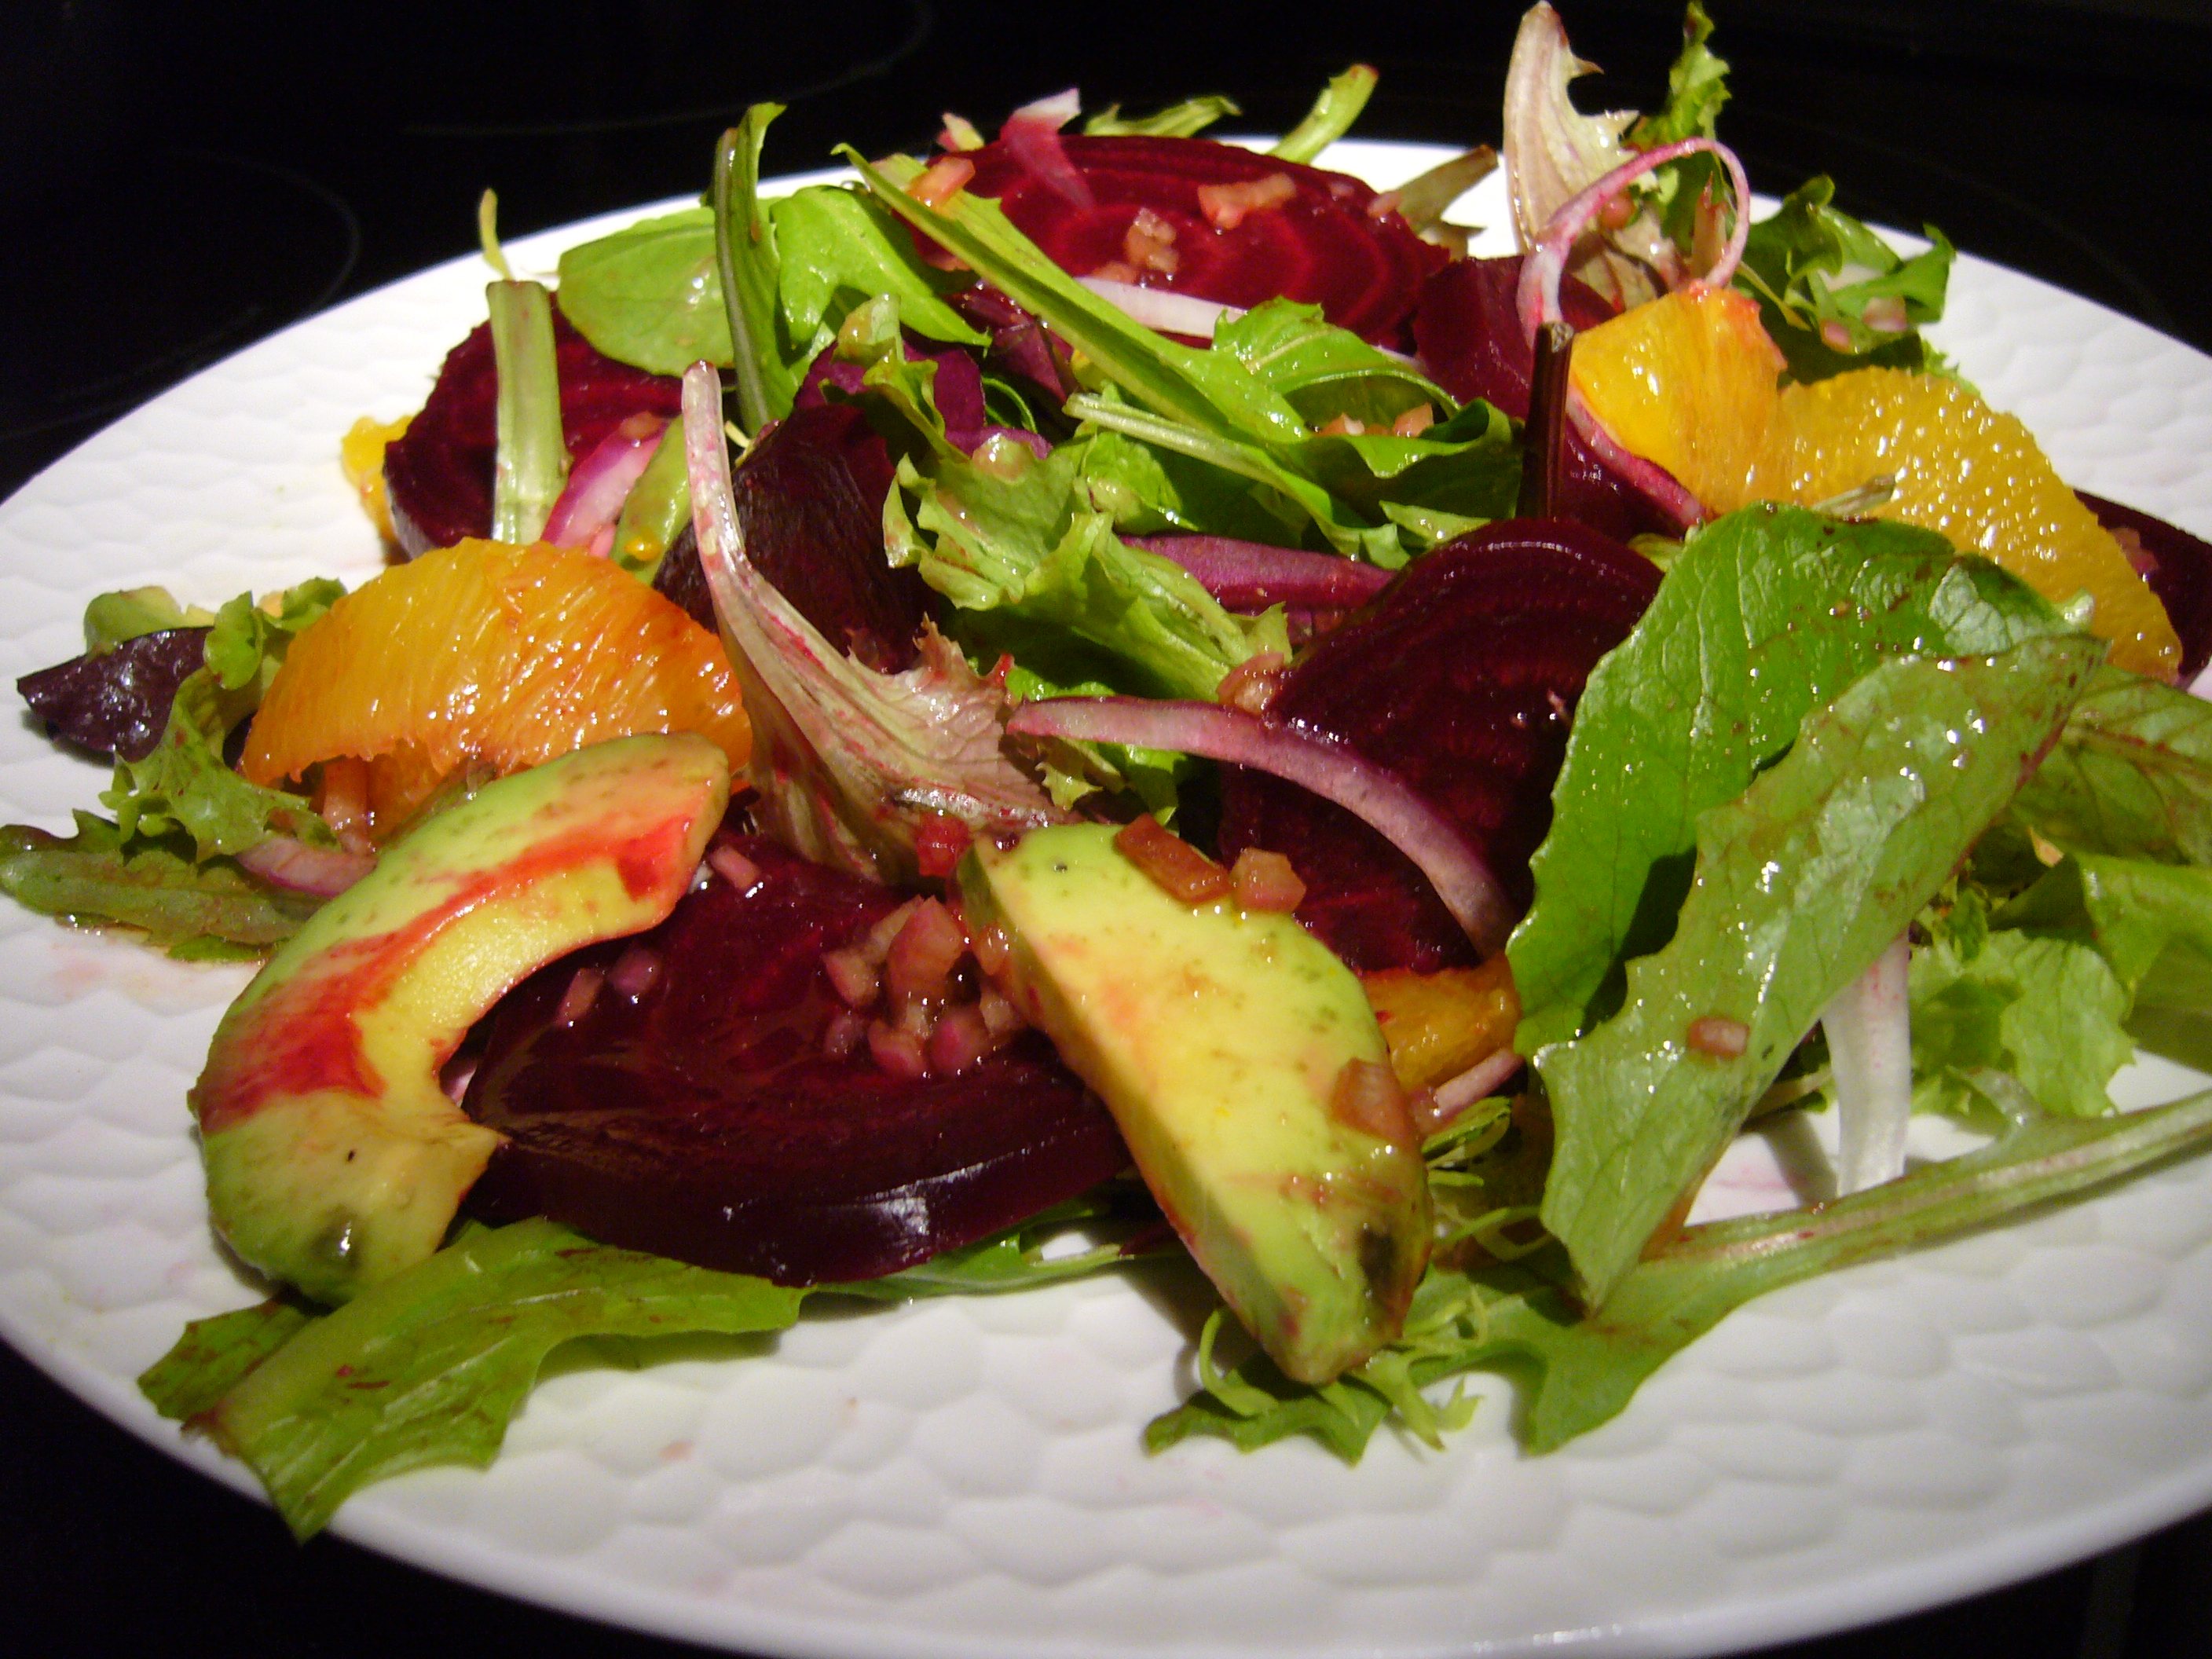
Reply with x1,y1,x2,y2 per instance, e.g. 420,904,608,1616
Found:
961,823,1430,1384
192,734,730,1304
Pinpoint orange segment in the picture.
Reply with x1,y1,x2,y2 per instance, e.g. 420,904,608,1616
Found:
242,539,749,840
1363,958,1520,1093
1748,370,2179,677
340,416,410,545
1571,291,2181,679
1570,287,1783,511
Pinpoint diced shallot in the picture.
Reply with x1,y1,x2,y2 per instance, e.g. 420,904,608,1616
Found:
884,898,969,1006
1329,1057,1421,1150
1114,813,1232,904
1198,172,1298,229
1229,847,1306,912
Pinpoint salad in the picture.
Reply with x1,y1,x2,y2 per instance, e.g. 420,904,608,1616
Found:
7,2,2212,1546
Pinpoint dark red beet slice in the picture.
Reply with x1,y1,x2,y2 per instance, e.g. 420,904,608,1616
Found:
1217,520,1660,972
957,134,1448,347
382,308,683,557
463,833,1129,1285
18,628,211,762
1413,257,1688,544
2081,491,2212,682
650,398,930,672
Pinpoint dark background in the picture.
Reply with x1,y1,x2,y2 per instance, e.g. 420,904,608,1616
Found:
3,2,2210,1654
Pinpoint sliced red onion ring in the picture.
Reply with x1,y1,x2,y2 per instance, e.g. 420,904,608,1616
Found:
235,836,378,898
1516,136,1753,343
1135,534,1393,612
542,413,668,551
1006,694,1513,956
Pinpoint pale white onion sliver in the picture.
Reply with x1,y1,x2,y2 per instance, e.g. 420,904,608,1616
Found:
1825,932,1915,1195
1077,276,1244,339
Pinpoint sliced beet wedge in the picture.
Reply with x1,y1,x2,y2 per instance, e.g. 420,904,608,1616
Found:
1412,256,1689,544
1217,519,1660,972
463,833,1129,1284
956,134,1449,346
383,307,684,557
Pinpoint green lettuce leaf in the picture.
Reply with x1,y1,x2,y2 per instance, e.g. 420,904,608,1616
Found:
102,581,344,862
1082,94,1239,139
1510,506,2067,1053
0,812,321,957
1909,926,2135,1121
1152,1081,2212,1459
1538,634,2100,1304
883,443,1286,703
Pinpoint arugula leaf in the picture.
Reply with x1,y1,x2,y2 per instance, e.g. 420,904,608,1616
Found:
1268,64,1378,166
2011,663,2212,865
1735,175,1956,382
883,443,1286,703
1153,1080,2212,1461
1082,94,1240,139
1539,634,2100,1304
1510,507,2068,1053
1624,0,1731,254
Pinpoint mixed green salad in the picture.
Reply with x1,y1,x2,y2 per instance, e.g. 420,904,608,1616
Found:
6,4,2212,1543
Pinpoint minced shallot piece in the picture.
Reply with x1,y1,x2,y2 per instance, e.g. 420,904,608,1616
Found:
1115,813,1232,903
1329,1057,1422,1151
885,898,969,1007
1229,848,1306,913
910,154,976,208
1198,172,1297,230
1124,206,1181,274
1686,1014,1751,1058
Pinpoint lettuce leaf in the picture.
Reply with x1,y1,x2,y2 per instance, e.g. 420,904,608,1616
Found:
141,1203,1148,1538
1537,634,2100,1303
1152,1080,2212,1459
2010,663,2212,865
1510,507,2068,1053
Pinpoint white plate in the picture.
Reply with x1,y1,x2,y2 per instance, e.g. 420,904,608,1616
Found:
2,141,2210,1659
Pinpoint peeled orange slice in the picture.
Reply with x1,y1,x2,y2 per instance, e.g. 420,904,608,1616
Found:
243,539,750,840
1573,288,2181,679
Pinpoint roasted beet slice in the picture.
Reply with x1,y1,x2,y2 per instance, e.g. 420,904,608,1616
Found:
2081,492,2212,682
1413,257,1687,544
383,308,683,557
19,628,211,761
1217,520,1660,972
463,834,1128,1284
957,134,1449,346
650,399,929,672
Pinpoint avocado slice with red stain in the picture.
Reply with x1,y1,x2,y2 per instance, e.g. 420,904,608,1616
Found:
191,734,729,1304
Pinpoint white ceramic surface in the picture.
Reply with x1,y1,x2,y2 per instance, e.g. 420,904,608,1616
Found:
2,143,2210,1659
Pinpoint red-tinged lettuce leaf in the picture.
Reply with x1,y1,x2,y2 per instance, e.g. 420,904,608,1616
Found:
2009,664,2212,867
1217,518,1658,972
18,628,211,762
464,835,1128,1284
383,309,683,558
1151,1080,2212,1460
1539,635,2101,1306
1510,507,2071,1053
956,133,1448,346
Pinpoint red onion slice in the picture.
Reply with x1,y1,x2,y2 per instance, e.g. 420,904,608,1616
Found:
235,836,378,898
1135,534,1394,612
1006,694,1513,956
542,412,668,551
1001,89,1096,211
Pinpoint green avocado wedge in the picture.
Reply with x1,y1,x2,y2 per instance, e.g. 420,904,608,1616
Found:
961,823,1430,1384
191,734,731,1306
